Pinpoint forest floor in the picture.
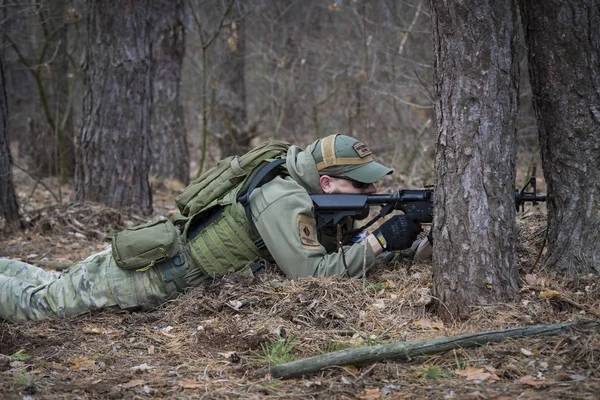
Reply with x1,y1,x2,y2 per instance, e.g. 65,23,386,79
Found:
0,171,599,400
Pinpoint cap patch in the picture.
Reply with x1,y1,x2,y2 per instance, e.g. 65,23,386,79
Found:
297,214,321,250
353,142,372,158
315,134,375,170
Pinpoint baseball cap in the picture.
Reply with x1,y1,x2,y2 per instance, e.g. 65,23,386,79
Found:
312,134,393,183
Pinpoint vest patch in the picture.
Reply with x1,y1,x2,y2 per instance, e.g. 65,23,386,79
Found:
297,214,321,250
353,142,371,158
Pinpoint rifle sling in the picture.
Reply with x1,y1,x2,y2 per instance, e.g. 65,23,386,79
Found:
238,158,287,250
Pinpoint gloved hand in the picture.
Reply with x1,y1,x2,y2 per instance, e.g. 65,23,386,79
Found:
373,215,421,251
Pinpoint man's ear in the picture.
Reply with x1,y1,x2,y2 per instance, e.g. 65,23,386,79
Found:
319,175,334,193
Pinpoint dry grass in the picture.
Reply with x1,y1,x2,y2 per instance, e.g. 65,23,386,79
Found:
1,206,599,399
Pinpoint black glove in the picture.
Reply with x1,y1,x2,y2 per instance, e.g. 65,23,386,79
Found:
373,215,421,251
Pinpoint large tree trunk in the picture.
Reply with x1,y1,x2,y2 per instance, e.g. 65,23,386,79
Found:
519,1,600,276
149,0,189,184
430,0,521,320
0,49,22,231
76,0,153,213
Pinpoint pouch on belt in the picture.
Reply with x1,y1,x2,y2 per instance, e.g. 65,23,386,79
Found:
108,220,187,311
112,219,180,271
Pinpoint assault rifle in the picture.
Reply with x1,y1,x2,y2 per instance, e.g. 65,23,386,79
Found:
514,176,546,212
310,177,546,245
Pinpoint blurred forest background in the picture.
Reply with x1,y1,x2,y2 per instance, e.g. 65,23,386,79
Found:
1,0,540,207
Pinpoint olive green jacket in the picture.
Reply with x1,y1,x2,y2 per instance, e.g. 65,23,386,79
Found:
248,143,378,278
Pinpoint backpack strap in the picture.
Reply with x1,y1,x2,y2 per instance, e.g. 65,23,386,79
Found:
238,158,287,249
237,158,286,206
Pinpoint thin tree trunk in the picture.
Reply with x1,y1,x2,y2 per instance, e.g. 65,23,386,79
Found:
76,0,153,213
430,0,521,320
519,0,600,276
1,0,47,166
6,0,77,180
0,49,22,231
49,3,77,182
215,18,253,156
150,0,189,184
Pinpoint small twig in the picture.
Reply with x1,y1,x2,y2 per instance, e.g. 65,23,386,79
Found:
11,162,60,204
530,230,548,274
521,285,600,318
398,0,423,56
25,181,40,209
362,239,367,285
291,317,312,328
358,364,376,378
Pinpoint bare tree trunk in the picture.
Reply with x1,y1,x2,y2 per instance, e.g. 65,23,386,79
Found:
150,0,189,184
1,0,48,166
0,49,22,231
519,0,600,276
4,0,77,180
268,0,303,140
47,0,77,182
430,0,521,320
215,17,253,156
76,0,153,213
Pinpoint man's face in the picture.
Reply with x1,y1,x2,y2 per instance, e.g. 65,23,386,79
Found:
319,175,377,194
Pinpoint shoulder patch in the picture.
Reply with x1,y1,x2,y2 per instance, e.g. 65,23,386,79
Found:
296,214,321,250
353,141,372,158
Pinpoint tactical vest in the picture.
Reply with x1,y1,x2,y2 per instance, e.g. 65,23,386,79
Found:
183,188,270,279
175,140,291,279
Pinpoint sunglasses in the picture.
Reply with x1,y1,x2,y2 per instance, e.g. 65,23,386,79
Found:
329,175,373,189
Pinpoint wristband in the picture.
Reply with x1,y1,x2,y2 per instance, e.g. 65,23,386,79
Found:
351,229,370,243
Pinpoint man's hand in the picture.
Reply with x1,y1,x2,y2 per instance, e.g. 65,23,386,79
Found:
373,215,421,251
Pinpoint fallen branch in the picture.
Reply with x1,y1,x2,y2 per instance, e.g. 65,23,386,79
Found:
270,320,599,379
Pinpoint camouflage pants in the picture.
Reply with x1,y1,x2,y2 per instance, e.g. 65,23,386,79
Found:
0,248,120,323
0,246,186,323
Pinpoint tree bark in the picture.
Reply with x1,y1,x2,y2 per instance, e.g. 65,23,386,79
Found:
149,0,189,184
0,49,22,231
519,1,600,276
76,0,153,213
430,0,521,320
